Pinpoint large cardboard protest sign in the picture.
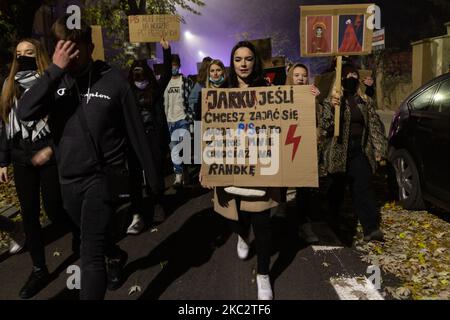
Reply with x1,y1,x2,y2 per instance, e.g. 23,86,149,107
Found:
300,4,374,57
128,15,180,42
200,86,318,187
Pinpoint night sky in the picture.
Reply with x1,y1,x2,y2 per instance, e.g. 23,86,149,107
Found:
162,0,450,76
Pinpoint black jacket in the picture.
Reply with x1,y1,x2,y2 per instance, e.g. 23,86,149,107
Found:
131,48,171,154
0,86,55,167
0,127,55,167
16,59,163,191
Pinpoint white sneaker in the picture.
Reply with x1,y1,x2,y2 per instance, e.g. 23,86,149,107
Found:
173,174,183,187
256,274,273,300
9,222,25,254
9,238,24,254
127,214,144,235
236,235,249,260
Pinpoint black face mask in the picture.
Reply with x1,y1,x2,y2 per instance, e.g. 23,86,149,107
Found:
343,77,359,94
17,55,38,72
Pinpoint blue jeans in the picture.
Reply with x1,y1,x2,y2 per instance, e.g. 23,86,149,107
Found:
168,119,190,174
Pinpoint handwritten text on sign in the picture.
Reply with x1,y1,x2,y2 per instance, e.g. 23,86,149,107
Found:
128,15,180,42
201,85,318,187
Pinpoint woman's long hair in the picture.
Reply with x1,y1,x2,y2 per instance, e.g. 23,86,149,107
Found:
228,41,265,88
285,63,309,85
197,56,212,86
206,59,227,88
1,38,50,122
128,59,158,106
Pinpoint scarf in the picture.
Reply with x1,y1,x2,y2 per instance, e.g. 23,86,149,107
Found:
5,71,51,142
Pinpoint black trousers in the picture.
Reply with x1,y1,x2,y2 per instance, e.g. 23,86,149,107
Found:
128,150,164,217
13,163,70,268
279,187,313,225
228,209,271,275
296,187,313,225
328,139,380,235
61,175,120,300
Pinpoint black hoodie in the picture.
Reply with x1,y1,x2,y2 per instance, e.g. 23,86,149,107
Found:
16,50,170,191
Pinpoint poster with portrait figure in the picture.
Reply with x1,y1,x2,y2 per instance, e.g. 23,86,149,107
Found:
306,16,333,55
300,4,374,57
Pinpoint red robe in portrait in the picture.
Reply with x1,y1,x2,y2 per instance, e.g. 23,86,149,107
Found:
339,23,362,52
311,36,329,53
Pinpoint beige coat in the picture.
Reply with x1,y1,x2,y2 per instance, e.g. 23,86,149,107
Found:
213,187,281,221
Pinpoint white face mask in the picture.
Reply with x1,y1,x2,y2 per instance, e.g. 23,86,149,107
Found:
134,80,149,90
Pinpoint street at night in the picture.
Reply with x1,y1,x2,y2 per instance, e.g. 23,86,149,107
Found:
0,0,449,307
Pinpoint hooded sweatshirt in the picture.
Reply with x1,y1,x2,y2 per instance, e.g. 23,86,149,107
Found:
16,57,165,190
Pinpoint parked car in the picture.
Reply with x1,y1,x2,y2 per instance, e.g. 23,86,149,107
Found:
388,72,450,211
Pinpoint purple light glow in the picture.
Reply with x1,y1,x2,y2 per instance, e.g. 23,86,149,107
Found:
156,0,237,76
154,0,335,77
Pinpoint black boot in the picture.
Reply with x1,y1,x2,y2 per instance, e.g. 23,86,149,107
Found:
153,203,166,223
19,266,50,299
106,249,128,291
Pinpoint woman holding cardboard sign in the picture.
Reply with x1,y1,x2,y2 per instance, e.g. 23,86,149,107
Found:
200,41,279,300
275,63,323,244
320,63,387,243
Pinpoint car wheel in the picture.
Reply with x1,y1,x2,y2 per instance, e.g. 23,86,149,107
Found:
391,149,425,210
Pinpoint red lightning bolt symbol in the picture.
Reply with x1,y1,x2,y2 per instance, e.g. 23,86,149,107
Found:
285,124,302,161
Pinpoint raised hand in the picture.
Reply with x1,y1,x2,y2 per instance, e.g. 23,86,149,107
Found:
310,85,320,97
160,37,170,50
331,89,342,108
52,40,79,70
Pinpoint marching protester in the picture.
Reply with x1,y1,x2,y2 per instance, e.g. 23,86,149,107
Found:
206,59,228,89
189,58,227,181
126,39,172,234
280,63,322,244
189,56,212,122
320,63,387,243
0,38,79,299
201,41,279,300
189,58,228,121
16,15,163,300
163,54,193,187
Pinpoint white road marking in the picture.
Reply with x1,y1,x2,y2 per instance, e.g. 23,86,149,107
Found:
330,276,384,300
311,245,344,252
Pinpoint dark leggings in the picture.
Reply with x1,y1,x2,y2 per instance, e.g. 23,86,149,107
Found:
296,187,313,225
13,163,67,268
280,187,313,225
328,139,380,235
128,150,164,216
229,209,271,275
